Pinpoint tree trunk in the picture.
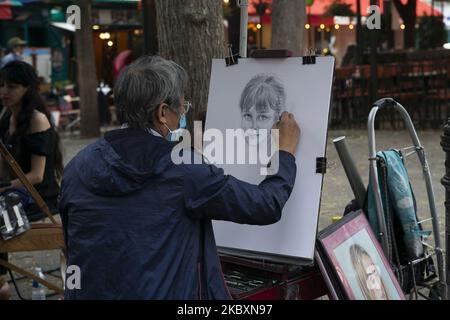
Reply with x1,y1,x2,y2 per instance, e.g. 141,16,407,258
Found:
74,0,100,137
155,0,225,126
393,0,417,49
271,0,306,56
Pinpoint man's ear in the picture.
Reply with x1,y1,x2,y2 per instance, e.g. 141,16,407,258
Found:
155,103,169,125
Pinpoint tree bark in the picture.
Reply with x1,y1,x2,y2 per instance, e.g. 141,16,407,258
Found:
393,0,417,48
271,0,306,56
155,0,225,125
74,0,100,137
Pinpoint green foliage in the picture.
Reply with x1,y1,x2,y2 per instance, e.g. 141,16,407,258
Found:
223,3,232,20
417,15,447,49
53,80,73,91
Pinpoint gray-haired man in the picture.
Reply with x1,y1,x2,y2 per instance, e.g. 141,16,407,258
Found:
60,55,300,299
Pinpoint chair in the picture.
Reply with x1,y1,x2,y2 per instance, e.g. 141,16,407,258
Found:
58,85,81,133
0,142,64,297
350,65,370,128
332,67,354,128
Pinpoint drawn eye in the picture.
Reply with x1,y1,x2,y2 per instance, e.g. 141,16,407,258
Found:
257,115,269,121
242,113,252,121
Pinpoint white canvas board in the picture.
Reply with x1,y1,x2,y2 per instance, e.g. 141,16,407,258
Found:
205,56,335,264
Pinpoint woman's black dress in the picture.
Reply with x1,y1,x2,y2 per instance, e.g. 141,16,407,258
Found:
0,119,60,276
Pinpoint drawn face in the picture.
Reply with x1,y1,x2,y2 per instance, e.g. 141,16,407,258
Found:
241,105,277,131
241,105,278,146
362,253,386,300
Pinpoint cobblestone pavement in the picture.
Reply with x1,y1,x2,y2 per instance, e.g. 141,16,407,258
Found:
4,129,447,299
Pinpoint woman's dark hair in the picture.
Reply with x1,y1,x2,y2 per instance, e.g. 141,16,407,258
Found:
0,61,64,180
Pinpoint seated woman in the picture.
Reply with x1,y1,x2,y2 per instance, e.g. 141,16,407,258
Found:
0,61,63,298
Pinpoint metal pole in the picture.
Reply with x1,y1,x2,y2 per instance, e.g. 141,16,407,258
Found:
333,136,367,209
238,0,249,58
259,17,263,49
307,6,311,48
142,0,158,54
368,106,390,257
369,0,378,104
356,0,363,64
383,0,394,49
440,120,450,300
314,250,339,300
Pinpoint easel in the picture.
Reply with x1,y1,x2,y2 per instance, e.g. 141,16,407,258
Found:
220,44,330,298
0,141,65,296
220,1,331,300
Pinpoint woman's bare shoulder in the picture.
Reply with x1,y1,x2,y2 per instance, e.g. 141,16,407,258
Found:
30,110,51,133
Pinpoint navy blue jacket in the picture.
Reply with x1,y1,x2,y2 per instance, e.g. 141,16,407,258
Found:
59,128,297,299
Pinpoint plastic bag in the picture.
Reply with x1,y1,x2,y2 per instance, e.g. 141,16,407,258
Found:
0,189,31,241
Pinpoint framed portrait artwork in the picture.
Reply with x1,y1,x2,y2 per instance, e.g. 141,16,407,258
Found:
316,210,405,300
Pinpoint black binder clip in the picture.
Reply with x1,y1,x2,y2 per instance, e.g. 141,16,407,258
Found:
225,44,239,67
316,157,327,174
302,48,316,65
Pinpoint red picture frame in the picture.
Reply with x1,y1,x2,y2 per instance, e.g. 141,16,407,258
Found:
316,211,405,300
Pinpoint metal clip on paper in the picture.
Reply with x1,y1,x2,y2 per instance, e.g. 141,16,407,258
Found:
225,44,239,67
302,48,317,65
316,157,328,174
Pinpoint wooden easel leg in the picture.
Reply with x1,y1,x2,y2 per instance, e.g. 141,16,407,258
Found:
0,258,64,295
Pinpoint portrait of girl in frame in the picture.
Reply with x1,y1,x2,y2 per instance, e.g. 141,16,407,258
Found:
317,211,405,300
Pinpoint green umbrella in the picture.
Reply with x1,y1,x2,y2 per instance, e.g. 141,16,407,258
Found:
50,8,65,22
0,0,24,6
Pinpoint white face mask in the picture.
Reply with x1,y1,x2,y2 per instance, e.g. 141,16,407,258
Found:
163,107,187,142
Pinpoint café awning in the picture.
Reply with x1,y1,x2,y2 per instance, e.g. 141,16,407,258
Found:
248,0,442,17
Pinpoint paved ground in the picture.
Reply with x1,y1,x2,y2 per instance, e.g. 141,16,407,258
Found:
4,128,448,299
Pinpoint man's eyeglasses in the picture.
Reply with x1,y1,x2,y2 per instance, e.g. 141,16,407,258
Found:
182,100,192,117
164,100,192,117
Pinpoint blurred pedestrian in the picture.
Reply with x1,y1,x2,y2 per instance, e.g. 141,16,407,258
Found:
0,37,27,68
